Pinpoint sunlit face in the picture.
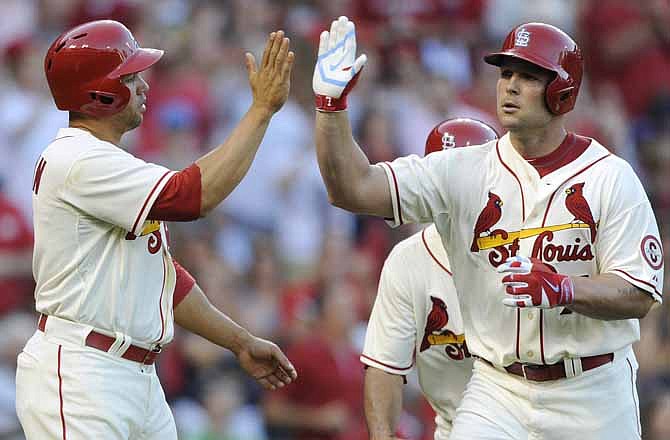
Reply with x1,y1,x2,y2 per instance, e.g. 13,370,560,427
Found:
116,72,149,131
496,57,555,131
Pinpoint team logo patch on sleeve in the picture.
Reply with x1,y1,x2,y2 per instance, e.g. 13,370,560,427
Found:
641,235,663,270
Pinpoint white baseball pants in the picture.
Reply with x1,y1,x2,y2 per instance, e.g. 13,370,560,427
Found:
16,325,177,439
449,346,641,440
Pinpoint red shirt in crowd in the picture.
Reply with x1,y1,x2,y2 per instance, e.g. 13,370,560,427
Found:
271,335,367,440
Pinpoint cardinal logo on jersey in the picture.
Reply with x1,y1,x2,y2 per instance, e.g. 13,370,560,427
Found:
470,181,601,267
565,183,597,243
420,297,468,360
471,192,504,252
125,220,162,254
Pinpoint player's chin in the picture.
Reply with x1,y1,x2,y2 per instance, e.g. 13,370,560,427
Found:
498,113,522,131
128,113,143,131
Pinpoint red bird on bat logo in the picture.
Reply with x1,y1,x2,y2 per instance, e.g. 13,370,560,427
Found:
471,192,504,252
420,296,455,352
565,182,597,243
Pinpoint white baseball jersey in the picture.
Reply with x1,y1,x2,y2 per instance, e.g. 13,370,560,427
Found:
379,133,664,368
361,224,473,439
31,127,177,346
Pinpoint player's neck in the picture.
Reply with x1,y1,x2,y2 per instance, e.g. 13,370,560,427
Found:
69,119,124,146
508,120,567,159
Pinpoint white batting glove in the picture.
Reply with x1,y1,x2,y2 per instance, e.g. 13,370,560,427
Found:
313,16,367,112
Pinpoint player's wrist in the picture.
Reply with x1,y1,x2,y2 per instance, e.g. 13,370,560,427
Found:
558,274,575,306
315,94,348,112
248,102,275,121
230,327,255,356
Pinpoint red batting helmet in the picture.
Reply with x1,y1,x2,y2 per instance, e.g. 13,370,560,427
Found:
425,118,499,156
45,20,163,117
484,22,583,115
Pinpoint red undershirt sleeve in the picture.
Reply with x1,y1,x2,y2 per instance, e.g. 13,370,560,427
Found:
148,163,202,221
173,259,196,308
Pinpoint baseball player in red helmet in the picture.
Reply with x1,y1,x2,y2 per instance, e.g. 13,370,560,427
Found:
314,16,663,439
362,118,498,440
16,20,297,439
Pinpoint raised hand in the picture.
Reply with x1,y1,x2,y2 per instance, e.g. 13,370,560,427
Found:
497,256,575,309
236,336,297,390
313,16,367,111
246,30,295,115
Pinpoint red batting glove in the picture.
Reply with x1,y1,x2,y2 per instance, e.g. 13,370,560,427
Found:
497,256,575,309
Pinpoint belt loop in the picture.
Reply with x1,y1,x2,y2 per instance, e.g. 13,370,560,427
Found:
573,357,584,376
564,358,575,378
107,332,132,357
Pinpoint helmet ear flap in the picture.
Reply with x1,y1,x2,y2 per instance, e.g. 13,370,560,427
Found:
545,76,577,115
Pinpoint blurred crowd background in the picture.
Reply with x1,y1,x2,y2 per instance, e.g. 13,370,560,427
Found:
0,0,669,439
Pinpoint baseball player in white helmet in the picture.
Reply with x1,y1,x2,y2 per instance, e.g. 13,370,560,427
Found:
16,20,297,439
313,16,663,439
362,118,498,440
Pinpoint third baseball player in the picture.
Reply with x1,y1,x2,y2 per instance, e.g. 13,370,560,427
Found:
362,118,498,440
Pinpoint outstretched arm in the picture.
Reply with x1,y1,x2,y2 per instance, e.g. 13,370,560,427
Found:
195,30,295,215
174,283,297,390
313,16,392,218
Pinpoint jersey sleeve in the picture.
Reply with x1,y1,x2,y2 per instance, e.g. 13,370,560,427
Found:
378,151,451,227
361,248,416,375
597,161,664,302
60,147,175,236
172,259,196,308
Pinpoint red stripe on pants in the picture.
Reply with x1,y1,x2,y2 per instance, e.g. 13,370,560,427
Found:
58,345,67,439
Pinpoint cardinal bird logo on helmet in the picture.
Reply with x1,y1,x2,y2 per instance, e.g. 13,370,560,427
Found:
471,192,504,252
565,182,597,243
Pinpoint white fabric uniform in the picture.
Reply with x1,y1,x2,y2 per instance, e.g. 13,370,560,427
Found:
361,225,473,440
16,127,179,439
379,133,663,439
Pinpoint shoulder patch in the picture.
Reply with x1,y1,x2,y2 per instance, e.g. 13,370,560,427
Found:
641,235,663,270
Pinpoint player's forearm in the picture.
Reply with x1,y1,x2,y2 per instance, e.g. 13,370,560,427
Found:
364,367,404,439
567,274,656,320
315,111,391,217
174,283,253,355
195,104,273,216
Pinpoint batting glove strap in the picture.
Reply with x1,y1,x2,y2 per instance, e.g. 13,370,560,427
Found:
497,256,575,309
315,94,347,112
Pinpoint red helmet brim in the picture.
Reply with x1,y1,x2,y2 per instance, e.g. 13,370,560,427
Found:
109,47,164,79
